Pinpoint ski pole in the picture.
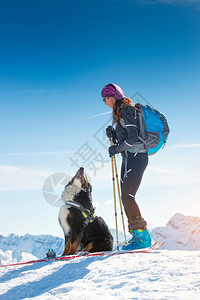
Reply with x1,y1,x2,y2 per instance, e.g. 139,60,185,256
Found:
110,138,119,251
112,155,127,245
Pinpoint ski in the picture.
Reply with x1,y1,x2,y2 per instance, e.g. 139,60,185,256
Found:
150,240,165,250
0,241,165,268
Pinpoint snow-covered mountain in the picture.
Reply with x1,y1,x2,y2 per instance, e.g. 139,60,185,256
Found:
150,213,200,250
0,213,200,265
0,234,64,265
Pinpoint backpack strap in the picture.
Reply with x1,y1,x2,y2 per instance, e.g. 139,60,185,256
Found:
135,104,148,149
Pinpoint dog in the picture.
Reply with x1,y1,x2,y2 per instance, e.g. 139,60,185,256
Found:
59,167,113,255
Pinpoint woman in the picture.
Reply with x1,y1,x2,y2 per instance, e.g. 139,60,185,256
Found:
101,83,151,250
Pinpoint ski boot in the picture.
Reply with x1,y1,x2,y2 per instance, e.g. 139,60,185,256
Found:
46,249,56,259
122,229,152,250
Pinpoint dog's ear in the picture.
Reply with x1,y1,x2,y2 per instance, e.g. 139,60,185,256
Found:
65,181,71,188
68,175,75,185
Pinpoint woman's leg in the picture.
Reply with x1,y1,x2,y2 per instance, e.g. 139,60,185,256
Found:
121,153,148,231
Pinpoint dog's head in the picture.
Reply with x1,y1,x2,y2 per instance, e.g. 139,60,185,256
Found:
69,167,88,190
62,167,92,202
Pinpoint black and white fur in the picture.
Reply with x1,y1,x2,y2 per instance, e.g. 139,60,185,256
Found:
59,167,113,255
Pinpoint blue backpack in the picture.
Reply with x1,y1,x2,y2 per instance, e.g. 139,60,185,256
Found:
135,103,170,155
121,104,169,155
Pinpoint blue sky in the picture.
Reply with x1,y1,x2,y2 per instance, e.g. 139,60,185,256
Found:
0,0,200,238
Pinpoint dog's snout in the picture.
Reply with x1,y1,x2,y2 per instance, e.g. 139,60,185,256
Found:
77,167,84,177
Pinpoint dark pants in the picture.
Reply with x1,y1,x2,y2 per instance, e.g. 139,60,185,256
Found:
121,152,148,231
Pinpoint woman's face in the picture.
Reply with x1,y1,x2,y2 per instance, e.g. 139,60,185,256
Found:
103,96,115,108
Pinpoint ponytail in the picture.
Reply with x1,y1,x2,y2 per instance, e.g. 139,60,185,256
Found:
112,98,134,123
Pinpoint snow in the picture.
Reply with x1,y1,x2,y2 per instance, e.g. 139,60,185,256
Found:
0,234,64,265
0,250,200,299
150,213,200,250
0,213,200,299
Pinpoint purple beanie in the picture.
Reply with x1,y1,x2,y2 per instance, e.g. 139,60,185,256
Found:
101,83,125,101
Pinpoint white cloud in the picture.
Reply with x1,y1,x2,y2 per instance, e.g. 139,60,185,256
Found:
169,143,200,149
91,145,200,189
143,145,200,187
105,198,114,205
84,111,111,120
1,144,199,192
0,151,72,157
0,165,51,192
93,201,101,207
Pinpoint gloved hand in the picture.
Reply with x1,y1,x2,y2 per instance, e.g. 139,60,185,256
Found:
106,126,118,144
108,145,119,157
106,126,114,138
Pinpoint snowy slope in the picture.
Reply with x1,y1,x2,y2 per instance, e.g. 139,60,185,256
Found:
1,213,200,299
0,249,200,300
150,213,200,250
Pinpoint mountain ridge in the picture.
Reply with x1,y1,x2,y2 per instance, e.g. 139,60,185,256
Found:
1,212,200,265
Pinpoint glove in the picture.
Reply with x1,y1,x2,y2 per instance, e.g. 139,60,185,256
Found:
106,126,113,138
106,126,118,144
108,145,119,157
